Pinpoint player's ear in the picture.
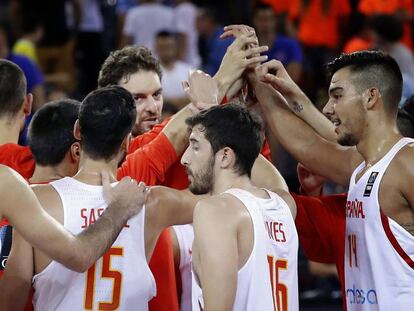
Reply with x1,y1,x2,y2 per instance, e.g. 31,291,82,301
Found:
70,141,81,163
73,119,81,140
219,147,236,169
363,87,381,110
22,93,33,116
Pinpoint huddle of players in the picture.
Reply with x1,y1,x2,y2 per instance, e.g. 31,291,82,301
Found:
0,23,414,311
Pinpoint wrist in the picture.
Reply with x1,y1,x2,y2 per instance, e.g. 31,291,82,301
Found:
105,201,129,225
214,72,233,103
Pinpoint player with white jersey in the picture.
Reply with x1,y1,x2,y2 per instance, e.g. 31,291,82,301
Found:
180,104,299,311
192,188,298,311
32,177,155,310
253,50,414,310
345,137,414,309
24,86,281,310
25,86,202,310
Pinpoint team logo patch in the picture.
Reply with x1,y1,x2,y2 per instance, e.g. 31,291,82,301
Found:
363,172,379,197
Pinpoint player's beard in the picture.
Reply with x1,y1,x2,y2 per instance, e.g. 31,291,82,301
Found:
188,157,215,195
337,132,358,146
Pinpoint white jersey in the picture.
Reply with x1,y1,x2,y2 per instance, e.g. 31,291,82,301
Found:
172,224,194,311
345,138,414,310
32,177,156,311
192,188,299,311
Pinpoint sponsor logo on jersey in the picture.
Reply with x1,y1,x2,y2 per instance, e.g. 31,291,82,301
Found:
364,172,379,197
346,284,378,305
346,199,366,219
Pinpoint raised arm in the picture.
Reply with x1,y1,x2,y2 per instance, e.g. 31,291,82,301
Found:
251,154,288,192
253,60,338,142
252,79,361,186
0,166,148,272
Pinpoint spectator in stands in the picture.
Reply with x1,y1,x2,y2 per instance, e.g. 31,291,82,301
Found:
253,3,303,83
12,15,43,65
196,7,232,75
121,0,174,53
155,30,193,109
369,14,414,104
10,0,79,93
173,0,200,68
75,0,106,95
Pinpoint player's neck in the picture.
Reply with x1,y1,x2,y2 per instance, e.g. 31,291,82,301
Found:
74,156,118,185
356,119,402,166
0,118,20,145
30,165,69,184
212,172,252,195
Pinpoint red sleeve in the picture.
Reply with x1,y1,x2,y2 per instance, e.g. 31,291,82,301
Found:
0,144,35,180
128,118,170,153
292,193,346,264
117,132,178,185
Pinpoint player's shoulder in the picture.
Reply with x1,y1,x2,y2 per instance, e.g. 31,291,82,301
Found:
194,194,249,226
30,183,62,214
392,141,414,173
0,165,26,187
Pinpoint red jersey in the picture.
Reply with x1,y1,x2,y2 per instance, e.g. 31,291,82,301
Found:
293,193,347,310
0,143,35,180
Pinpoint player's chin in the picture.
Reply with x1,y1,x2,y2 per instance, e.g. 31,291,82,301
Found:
189,183,209,195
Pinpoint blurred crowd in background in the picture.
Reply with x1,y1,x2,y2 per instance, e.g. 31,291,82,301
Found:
1,0,414,309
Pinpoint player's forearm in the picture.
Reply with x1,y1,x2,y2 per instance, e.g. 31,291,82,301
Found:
214,68,237,104
70,201,131,272
161,105,193,155
289,91,337,142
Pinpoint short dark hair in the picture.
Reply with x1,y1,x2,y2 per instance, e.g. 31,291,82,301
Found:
98,46,162,88
28,99,80,166
0,59,27,117
79,86,136,161
327,51,403,115
185,104,264,177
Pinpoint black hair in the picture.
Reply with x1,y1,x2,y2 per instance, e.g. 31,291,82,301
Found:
327,50,403,115
79,86,136,161
185,104,264,177
28,99,80,166
98,46,162,87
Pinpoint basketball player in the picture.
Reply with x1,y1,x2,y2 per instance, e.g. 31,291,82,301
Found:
5,81,286,310
0,60,148,273
0,99,81,310
99,36,269,311
0,167,148,271
182,104,299,310
255,51,414,309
